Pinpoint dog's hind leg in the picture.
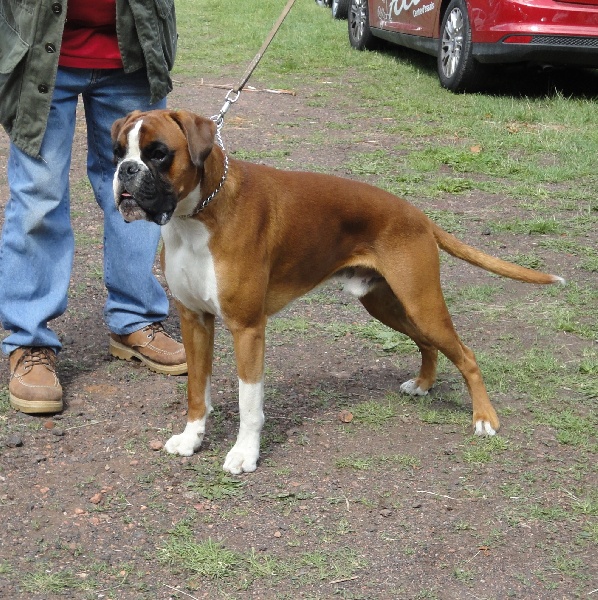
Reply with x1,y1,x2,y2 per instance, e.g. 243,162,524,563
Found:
420,320,499,435
223,319,267,474
360,281,438,396
373,249,499,436
165,305,215,456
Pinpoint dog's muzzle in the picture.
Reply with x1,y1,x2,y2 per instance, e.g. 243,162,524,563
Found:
114,160,176,226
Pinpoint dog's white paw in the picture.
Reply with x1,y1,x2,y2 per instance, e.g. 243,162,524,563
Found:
400,379,429,396
223,442,259,475
474,420,496,436
164,421,205,456
164,432,202,456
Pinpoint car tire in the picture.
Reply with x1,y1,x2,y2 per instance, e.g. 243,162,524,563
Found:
332,0,350,19
348,0,377,50
437,0,482,92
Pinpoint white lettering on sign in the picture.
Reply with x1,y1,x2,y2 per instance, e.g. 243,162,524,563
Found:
413,2,434,17
378,0,418,20
377,0,433,21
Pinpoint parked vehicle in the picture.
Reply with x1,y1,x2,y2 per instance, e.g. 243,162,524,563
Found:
316,0,350,20
332,0,351,19
348,0,598,92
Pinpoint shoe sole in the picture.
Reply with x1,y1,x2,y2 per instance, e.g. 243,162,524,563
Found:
10,392,63,414
109,338,188,376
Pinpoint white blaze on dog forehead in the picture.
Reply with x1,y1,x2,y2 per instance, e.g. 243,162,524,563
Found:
112,120,149,207
124,120,144,162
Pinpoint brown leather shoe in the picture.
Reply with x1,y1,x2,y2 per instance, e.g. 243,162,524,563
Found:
9,347,63,414
109,322,187,375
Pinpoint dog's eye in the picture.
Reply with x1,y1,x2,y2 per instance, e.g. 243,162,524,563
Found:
150,149,168,162
113,144,125,164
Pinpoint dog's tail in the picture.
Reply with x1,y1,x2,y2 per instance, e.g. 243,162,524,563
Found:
432,224,565,285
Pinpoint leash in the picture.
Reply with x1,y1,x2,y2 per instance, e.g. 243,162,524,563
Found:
185,0,297,218
211,0,297,132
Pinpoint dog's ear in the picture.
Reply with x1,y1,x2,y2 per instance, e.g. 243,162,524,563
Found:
170,110,216,167
111,110,143,143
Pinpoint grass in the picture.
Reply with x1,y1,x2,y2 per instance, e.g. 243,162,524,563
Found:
421,209,466,234
349,399,396,429
268,312,419,354
419,407,469,426
158,524,365,586
232,148,291,162
267,316,313,336
489,217,565,235
451,283,502,304
159,536,240,579
184,458,246,500
0,385,10,417
328,320,418,354
21,569,88,594
533,409,597,448
477,347,564,402
336,452,420,470
460,436,510,464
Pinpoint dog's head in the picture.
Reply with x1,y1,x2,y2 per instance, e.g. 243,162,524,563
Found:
111,109,216,225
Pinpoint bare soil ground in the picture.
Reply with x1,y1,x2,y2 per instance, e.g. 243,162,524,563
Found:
0,76,596,599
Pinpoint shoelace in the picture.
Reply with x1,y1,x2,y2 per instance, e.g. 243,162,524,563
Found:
15,347,56,371
143,323,173,341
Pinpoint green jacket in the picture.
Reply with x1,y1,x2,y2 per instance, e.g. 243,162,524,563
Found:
0,0,177,157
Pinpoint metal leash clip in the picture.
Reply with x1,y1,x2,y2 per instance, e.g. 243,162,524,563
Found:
212,89,241,132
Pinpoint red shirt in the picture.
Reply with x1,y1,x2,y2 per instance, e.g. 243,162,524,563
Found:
59,0,123,68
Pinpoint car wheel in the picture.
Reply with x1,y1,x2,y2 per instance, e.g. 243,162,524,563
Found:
349,0,376,50
437,0,481,92
332,0,350,19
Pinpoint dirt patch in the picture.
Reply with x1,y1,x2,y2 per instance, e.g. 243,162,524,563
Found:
0,78,596,599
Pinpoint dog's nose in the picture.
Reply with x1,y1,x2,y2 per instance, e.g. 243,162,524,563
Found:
125,162,141,175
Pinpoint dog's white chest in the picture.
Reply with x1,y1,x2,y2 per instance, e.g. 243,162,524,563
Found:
161,219,221,316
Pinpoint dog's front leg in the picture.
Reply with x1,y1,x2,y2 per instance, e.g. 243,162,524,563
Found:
223,321,266,474
165,304,215,456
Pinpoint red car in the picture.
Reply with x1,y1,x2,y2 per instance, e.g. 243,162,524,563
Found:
348,0,598,91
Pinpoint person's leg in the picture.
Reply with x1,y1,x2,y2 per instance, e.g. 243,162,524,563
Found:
83,68,169,334
0,67,87,412
83,68,186,375
0,70,80,355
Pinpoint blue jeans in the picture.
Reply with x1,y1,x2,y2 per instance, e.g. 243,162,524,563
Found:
0,67,169,355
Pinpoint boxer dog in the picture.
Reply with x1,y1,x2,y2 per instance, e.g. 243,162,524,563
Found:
111,109,564,474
